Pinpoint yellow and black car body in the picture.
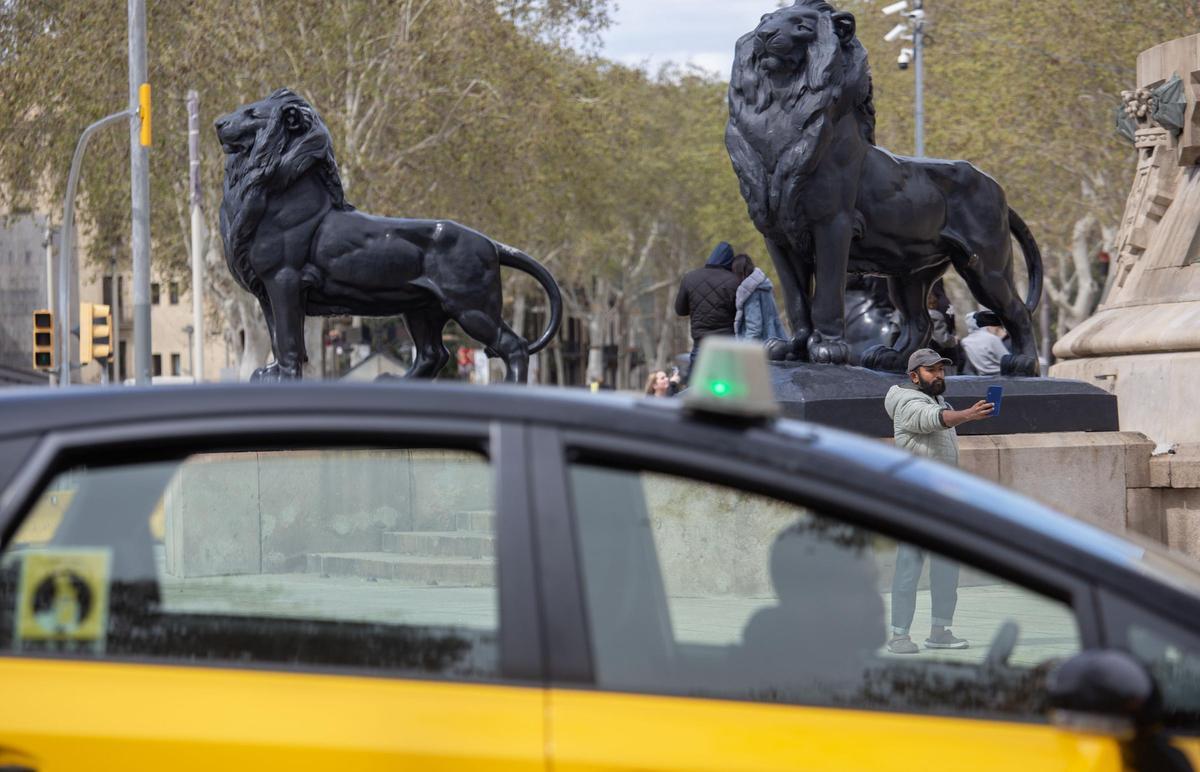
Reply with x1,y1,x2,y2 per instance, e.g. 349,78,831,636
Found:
0,381,1195,771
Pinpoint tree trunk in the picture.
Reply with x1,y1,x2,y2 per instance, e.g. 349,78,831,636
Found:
553,338,566,386
1047,213,1100,334
614,303,628,390
654,293,677,370
511,290,527,341
303,317,324,379
237,294,272,381
585,312,605,385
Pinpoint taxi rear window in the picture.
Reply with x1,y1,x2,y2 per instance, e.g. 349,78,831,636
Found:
0,447,505,681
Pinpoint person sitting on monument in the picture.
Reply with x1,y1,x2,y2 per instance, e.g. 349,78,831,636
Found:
674,242,742,379
961,310,1010,376
731,253,788,344
883,349,994,654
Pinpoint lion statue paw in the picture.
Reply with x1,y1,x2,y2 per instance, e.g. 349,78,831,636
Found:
861,345,907,373
250,363,281,382
1000,354,1040,377
806,332,850,366
250,362,303,382
765,337,804,362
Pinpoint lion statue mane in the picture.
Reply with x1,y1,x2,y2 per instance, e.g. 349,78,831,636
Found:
216,88,562,383
726,1,1043,376
219,89,348,315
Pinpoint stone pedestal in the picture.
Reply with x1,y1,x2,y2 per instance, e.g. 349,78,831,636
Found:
951,433,1200,559
769,361,1117,438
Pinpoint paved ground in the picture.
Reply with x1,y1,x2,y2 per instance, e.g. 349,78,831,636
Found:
162,573,1079,668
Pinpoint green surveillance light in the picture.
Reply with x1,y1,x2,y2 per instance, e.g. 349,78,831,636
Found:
683,337,780,421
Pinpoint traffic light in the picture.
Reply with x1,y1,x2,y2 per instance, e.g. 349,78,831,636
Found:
32,310,54,370
79,303,112,364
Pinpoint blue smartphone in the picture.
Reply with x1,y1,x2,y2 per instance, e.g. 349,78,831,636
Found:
986,385,1003,417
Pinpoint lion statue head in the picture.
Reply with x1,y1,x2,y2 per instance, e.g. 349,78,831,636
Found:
729,1,873,137
215,88,350,299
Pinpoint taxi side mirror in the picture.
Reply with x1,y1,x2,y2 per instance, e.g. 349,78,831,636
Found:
1048,649,1193,772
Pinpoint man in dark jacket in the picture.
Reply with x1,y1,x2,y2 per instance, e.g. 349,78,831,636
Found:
675,242,742,378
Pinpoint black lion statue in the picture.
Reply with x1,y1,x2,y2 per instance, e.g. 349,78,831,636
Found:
215,88,562,383
726,1,1043,375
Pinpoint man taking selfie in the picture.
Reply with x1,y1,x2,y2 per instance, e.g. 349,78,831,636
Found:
883,349,994,654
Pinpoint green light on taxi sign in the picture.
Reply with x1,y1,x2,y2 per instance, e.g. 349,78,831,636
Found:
683,337,780,420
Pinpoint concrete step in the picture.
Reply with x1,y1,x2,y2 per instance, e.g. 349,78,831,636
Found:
412,509,495,533
305,552,495,586
382,531,495,558
453,510,494,533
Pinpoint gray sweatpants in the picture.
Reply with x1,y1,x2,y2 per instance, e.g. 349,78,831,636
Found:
890,543,959,635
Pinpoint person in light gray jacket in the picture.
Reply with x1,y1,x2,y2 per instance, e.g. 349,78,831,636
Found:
883,348,994,654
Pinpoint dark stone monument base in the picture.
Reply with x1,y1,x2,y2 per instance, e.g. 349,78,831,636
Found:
769,362,1118,437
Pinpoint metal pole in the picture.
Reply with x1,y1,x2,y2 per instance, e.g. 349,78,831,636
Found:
187,90,206,383
129,0,152,385
913,3,925,157
58,110,136,386
44,223,57,386
110,255,121,384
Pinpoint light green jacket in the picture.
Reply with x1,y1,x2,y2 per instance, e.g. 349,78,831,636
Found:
884,384,959,467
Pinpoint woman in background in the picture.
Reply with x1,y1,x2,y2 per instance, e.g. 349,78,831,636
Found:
732,254,787,342
644,369,681,397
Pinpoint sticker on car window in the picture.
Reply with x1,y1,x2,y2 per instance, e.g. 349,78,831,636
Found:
14,548,111,653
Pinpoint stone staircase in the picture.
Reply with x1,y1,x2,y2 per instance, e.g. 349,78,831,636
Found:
304,510,496,586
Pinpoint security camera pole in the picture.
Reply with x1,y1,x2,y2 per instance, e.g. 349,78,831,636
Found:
913,0,925,157
882,0,926,157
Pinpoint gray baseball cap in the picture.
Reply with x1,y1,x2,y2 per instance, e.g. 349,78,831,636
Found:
907,348,952,373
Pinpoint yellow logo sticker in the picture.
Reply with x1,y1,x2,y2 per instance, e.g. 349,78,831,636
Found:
15,548,111,652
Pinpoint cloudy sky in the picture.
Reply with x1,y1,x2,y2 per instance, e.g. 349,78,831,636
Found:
596,0,775,79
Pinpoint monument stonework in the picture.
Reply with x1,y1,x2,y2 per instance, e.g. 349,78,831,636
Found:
1052,34,1200,449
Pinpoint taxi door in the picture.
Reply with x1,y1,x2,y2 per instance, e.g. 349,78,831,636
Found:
530,428,1125,772
0,418,544,771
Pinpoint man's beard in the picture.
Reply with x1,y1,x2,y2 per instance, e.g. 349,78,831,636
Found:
918,377,945,397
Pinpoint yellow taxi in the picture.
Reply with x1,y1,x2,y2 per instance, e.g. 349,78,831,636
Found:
0,344,1197,770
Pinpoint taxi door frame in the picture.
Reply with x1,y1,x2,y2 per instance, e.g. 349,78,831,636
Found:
0,411,545,684
526,422,1104,689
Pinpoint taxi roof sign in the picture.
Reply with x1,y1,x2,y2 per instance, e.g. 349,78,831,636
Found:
683,337,780,421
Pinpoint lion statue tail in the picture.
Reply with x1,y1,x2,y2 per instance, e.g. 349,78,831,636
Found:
496,243,563,355
1008,208,1043,312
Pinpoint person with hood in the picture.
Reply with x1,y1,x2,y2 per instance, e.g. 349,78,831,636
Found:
674,241,742,377
960,310,1010,376
883,349,994,654
731,254,787,342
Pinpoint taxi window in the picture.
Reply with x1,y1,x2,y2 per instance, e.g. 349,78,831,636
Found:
0,448,502,681
568,463,1082,720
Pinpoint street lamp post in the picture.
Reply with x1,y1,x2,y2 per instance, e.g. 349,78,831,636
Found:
128,0,152,386
58,108,136,386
